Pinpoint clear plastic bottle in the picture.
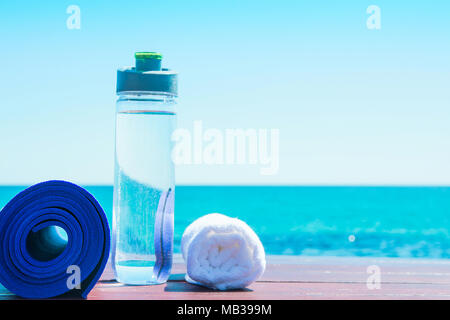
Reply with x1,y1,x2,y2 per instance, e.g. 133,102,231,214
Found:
112,52,177,285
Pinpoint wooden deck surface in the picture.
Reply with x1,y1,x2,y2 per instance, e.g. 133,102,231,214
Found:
2,255,450,300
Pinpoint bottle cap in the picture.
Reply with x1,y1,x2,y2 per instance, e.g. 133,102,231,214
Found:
116,52,177,95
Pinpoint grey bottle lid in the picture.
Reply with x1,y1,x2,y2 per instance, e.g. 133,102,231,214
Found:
116,52,178,95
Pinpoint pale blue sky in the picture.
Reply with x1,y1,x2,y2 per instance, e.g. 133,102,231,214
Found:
0,1,449,185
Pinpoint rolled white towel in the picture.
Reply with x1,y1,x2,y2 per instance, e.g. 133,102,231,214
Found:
181,213,266,290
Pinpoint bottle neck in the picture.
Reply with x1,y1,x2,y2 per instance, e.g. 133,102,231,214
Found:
116,92,176,113
117,92,176,102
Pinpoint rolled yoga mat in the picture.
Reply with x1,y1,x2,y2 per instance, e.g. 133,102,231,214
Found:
0,180,110,299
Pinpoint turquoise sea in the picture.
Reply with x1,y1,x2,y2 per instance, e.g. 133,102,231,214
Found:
1,186,450,259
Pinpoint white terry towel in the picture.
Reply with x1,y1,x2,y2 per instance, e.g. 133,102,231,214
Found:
181,213,266,290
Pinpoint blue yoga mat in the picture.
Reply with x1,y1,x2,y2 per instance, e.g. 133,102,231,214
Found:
0,180,110,299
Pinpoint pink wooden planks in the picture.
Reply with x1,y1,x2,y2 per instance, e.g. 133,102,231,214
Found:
2,255,450,300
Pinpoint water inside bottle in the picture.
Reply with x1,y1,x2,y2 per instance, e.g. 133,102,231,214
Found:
112,110,175,285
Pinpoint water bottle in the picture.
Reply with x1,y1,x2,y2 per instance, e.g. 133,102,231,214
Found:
112,52,177,285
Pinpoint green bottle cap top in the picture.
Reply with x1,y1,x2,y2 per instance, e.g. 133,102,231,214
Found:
135,52,163,60
134,52,163,72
